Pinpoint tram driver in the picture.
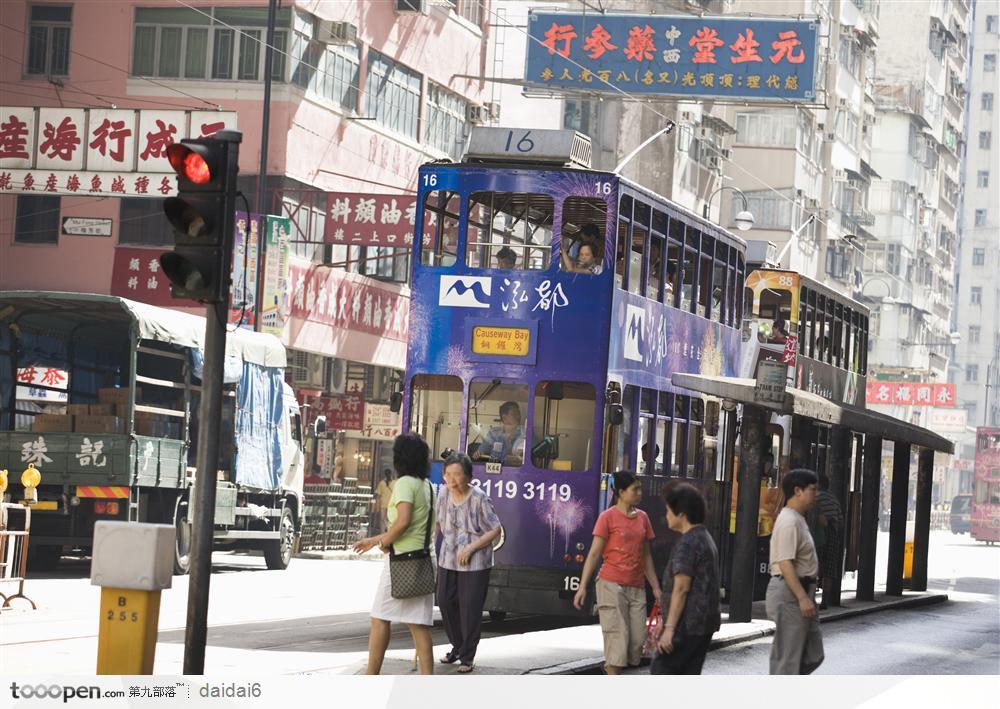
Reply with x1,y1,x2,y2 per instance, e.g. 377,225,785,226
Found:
473,401,525,466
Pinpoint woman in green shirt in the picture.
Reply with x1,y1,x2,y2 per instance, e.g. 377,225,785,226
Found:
354,433,436,674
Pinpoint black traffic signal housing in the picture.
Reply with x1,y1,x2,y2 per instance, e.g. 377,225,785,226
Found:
160,130,242,303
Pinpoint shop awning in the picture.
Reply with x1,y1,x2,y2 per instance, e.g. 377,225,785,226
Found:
671,373,954,453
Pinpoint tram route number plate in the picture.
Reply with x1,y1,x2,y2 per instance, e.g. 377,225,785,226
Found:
471,326,530,356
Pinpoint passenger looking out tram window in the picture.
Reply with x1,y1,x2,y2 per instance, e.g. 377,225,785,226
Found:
769,319,790,344
561,241,604,275
567,223,601,260
665,261,677,301
495,246,516,269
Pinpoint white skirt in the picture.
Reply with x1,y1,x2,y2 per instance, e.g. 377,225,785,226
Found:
370,556,435,626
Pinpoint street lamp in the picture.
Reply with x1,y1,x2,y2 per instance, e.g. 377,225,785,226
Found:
901,332,962,347
704,185,754,231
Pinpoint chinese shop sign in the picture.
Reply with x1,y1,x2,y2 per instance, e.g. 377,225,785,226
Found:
325,193,417,249
110,247,181,306
525,13,819,102
0,106,237,197
260,216,292,338
230,212,262,329
866,381,956,407
306,392,366,432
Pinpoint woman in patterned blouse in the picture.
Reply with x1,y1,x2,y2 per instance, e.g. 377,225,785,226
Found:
436,453,502,674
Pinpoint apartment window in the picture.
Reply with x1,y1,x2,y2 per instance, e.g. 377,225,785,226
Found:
735,110,796,147
975,209,988,226
119,198,174,246
978,171,990,188
296,41,359,110
973,247,986,266
984,93,995,111
365,50,421,141
839,37,862,77
26,5,72,76
456,0,483,26
987,16,998,33
966,364,979,383
986,53,997,72
981,131,994,150
825,245,849,280
971,286,983,305
425,83,468,160
132,7,288,81
14,195,60,244
969,326,981,345
738,189,794,229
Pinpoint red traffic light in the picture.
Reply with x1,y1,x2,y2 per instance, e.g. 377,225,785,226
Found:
166,143,214,185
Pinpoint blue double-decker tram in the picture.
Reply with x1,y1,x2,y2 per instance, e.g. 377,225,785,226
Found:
402,128,747,616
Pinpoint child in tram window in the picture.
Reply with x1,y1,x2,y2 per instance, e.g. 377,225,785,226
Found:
495,246,516,269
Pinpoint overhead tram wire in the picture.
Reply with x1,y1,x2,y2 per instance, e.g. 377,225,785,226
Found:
478,2,914,294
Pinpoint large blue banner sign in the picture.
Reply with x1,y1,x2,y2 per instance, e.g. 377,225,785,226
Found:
525,12,820,102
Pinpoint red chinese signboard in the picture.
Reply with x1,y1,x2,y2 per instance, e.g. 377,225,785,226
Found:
304,392,365,431
110,247,188,306
325,193,417,249
0,106,236,198
865,382,955,407
287,261,409,342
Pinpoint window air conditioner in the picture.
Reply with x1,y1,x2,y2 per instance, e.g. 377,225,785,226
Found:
467,104,488,124
317,20,358,45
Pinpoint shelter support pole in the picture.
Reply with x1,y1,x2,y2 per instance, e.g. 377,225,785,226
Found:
911,448,934,591
825,425,852,607
789,417,811,469
730,404,766,623
856,433,882,601
886,441,911,596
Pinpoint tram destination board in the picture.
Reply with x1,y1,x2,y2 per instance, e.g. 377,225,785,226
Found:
465,318,539,364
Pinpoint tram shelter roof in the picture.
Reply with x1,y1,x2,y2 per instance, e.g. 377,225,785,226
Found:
671,373,954,454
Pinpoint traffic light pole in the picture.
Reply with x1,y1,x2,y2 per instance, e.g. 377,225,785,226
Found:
183,301,227,674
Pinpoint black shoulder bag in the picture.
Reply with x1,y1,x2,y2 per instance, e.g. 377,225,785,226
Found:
388,481,436,599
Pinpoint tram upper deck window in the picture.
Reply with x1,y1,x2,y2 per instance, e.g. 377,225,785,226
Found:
681,230,699,313
698,234,715,318
533,381,596,471
560,197,608,276
420,190,460,267
467,192,553,270
410,374,463,460
667,219,684,307
713,242,728,323
467,379,528,466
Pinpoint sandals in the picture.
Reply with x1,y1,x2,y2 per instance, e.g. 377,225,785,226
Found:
439,651,460,665
457,663,475,674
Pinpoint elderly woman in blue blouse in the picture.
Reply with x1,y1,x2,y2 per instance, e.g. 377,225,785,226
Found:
436,453,502,674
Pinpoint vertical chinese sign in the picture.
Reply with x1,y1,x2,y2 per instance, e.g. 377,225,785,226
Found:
524,13,819,102
230,212,262,329
261,216,292,337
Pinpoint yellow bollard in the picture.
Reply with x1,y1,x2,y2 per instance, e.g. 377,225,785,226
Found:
97,588,162,674
903,542,914,580
91,521,175,675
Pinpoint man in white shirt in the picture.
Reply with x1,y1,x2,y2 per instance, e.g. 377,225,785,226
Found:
765,468,824,675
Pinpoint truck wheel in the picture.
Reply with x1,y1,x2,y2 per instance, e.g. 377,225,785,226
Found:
174,497,192,575
28,545,62,572
263,507,294,570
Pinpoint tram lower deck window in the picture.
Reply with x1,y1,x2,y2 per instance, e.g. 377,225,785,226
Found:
467,380,528,466
533,381,595,471
410,374,463,459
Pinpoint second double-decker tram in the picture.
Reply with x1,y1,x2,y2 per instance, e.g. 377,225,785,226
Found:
401,128,747,616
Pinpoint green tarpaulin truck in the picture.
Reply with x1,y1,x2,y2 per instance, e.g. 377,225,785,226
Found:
0,291,306,572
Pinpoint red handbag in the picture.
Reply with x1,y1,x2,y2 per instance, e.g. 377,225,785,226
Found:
642,601,662,659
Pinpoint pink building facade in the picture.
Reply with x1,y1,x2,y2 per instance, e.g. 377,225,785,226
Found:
1,0,492,481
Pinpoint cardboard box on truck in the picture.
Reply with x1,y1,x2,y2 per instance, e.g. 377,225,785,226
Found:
67,404,90,417
89,404,116,416
97,387,140,407
33,414,74,432
74,415,125,434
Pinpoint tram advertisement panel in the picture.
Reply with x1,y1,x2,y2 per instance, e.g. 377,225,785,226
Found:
607,288,741,388
406,166,617,568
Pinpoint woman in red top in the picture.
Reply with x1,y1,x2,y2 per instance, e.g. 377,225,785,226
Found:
573,471,662,673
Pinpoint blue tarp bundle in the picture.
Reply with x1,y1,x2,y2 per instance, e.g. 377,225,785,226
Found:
232,360,284,491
